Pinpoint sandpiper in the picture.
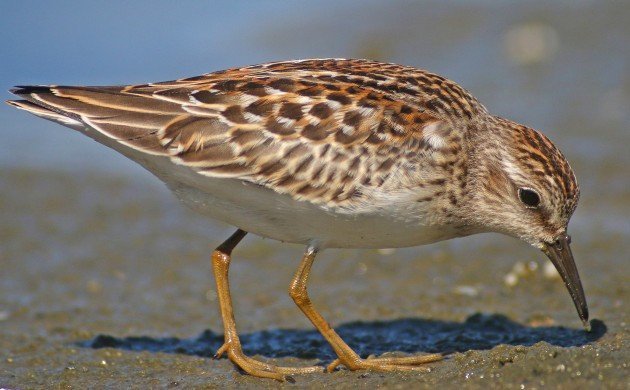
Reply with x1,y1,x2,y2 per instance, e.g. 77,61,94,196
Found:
7,59,588,381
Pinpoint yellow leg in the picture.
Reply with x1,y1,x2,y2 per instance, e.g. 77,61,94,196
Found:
211,230,323,381
289,246,443,373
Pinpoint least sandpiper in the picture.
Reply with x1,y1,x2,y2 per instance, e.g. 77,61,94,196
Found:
8,59,588,381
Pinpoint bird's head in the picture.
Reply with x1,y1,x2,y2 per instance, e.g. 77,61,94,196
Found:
462,116,588,329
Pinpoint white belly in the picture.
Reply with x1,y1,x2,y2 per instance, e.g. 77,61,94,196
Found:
166,176,459,249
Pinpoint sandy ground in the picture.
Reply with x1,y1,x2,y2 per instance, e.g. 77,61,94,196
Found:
0,169,627,389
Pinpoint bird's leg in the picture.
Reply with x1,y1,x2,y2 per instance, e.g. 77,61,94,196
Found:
289,246,443,373
211,229,322,381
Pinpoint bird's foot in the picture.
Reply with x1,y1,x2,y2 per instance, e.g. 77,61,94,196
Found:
213,341,324,381
326,352,444,373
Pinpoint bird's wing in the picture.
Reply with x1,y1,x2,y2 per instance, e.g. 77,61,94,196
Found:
8,59,474,207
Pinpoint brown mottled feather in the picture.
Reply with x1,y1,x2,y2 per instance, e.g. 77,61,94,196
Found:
8,59,488,205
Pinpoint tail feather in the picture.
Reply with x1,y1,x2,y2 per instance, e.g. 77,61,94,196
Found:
6,98,84,128
7,85,182,156
11,85,58,95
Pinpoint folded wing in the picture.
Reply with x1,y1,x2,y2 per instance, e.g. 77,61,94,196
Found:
8,60,462,206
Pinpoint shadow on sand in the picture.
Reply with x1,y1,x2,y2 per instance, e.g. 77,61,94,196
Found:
80,314,606,361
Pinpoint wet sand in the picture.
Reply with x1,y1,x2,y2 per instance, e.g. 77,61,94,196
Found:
0,168,627,388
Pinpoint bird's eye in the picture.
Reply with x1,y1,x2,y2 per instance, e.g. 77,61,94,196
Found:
518,187,541,208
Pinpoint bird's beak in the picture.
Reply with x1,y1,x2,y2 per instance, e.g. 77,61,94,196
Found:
542,234,590,331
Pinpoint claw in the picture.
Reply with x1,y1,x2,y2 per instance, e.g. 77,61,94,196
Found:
212,343,228,360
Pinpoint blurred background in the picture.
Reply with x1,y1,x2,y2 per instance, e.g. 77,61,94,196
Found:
0,1,628,387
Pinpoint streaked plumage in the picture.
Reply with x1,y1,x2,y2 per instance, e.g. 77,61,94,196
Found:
7,58,587,381
10,60,483,207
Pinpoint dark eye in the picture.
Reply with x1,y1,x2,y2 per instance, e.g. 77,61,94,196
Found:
518,187,541,208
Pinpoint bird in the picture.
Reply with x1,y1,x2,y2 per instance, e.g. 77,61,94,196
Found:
7,58,588,381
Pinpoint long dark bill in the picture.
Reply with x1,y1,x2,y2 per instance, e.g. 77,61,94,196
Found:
542,235,590,331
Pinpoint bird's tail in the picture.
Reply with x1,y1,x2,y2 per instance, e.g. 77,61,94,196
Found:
6,85,181,155
7,86,85,129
